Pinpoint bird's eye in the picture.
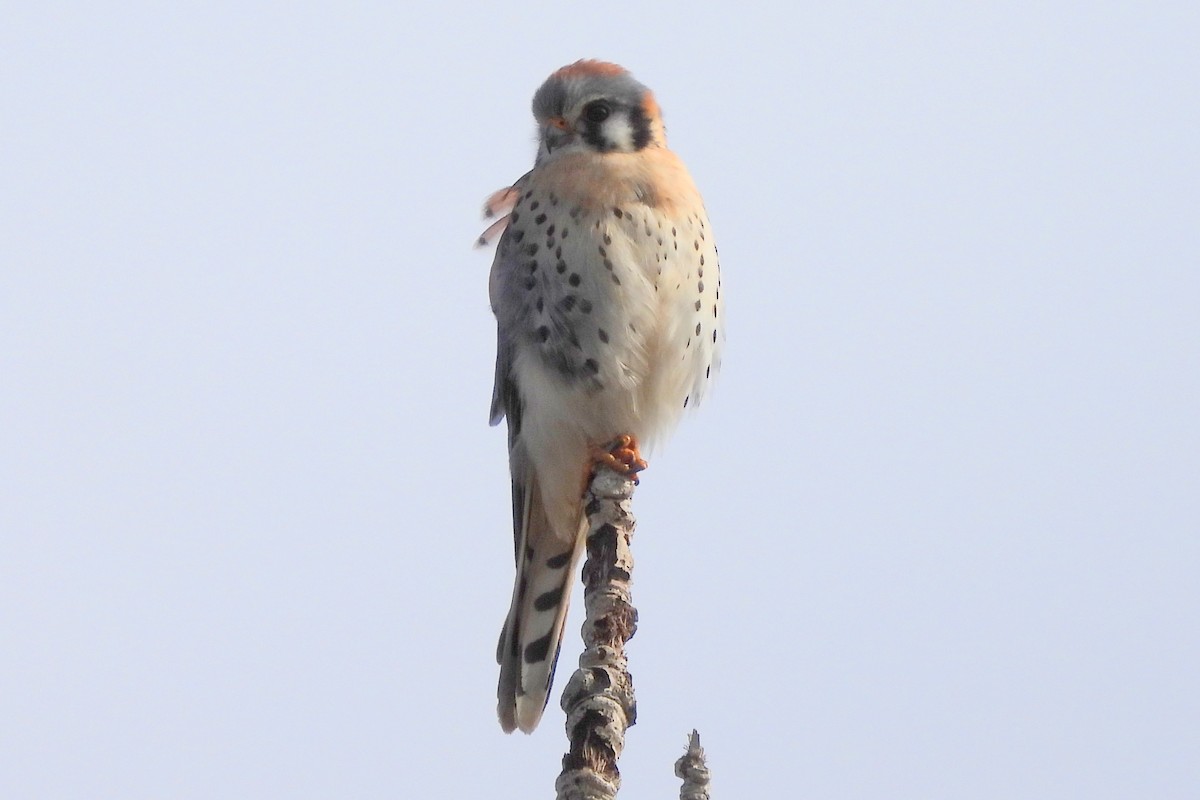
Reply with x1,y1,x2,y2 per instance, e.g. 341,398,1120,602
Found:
583,102,611,124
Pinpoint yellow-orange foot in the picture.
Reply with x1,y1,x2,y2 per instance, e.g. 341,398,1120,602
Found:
589,435,649,485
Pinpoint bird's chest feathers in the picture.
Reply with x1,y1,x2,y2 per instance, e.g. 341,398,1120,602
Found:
530,149,696,217
505,149,707,394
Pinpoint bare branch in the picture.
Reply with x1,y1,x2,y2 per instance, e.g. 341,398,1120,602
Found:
675,730,711,800
555,465,638,800
553,463,714,799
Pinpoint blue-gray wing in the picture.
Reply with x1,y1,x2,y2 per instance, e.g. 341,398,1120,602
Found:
486,173,533,431
488,220,526,443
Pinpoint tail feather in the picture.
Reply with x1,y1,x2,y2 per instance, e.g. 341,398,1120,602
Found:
497,469,584,733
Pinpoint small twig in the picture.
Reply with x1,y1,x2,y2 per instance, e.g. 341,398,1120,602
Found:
675,730,711,800
555,464,638,800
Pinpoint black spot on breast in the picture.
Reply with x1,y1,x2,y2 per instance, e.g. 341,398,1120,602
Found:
569,273,581,287
556,260,567,274
536,297,544,313
613,207,623,218
698,281,705,293
530,200,540,211
694,300,702,311
524,243,539,256
535,213,547,225
510,211,520,224
598,328,609,343
546,551,571,569
512,229,525,243
546,224,555,237
583,358,599,375
559,295,577,312
536,326,549,343
712,330,718,343
695,323,701,336
579,298,593,313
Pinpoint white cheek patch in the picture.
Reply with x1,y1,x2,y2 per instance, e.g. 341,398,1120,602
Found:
603,115,635,152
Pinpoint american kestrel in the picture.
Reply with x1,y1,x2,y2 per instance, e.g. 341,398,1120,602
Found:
483,60,724,733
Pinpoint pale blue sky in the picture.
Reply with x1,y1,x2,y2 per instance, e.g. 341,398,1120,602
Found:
2,3,1197,798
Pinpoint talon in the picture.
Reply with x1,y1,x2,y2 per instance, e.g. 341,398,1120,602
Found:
589,434,648,484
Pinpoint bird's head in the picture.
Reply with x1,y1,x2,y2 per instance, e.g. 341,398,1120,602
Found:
531,60,666,162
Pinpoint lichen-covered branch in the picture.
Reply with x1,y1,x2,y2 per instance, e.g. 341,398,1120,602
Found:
553,464,714,800
555,465,638,800
675,730,711,800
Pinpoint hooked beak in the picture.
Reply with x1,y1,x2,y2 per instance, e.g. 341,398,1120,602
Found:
543,116,573,153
